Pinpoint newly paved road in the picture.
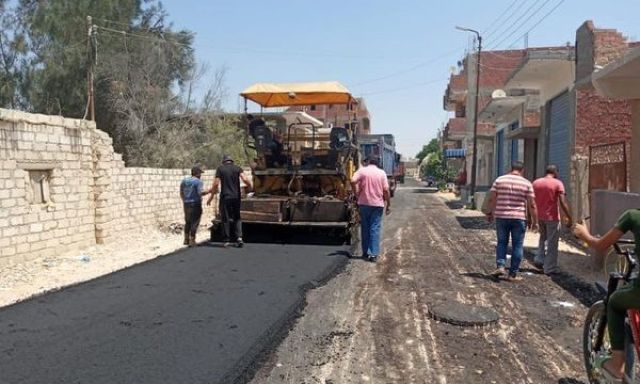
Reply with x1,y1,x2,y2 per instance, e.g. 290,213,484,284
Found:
0,243,349,384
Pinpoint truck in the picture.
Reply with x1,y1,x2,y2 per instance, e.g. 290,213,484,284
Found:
210,81,361,245
357,134,398,197
394,155,405,184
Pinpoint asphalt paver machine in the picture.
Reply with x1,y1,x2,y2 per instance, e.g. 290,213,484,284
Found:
210,81,361,244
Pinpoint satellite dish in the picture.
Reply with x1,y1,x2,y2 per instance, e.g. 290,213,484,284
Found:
491,89,507,99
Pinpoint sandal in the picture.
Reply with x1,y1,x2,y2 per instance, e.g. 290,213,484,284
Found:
595,354,623,384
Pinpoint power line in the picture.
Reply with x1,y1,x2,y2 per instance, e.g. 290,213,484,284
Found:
97,23,461,90
481,50,527,61
481,0,520,39
349,46,463,88
98,23,422,61
483,0,537,43
357,78,447,96
97,25,194,48
505,0,566,49
478,62,521,71
488,0,555,50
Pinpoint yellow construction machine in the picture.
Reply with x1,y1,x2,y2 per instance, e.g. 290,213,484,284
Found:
210,81,361,244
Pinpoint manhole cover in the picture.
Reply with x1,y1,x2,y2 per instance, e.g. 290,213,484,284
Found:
428,301,499,327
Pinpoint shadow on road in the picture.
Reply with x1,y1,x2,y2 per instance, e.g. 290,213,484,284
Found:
558,378,587,384
445,200,465,210
209,223,351,246
523,247,602,307
460,271,501,283
456,216,493,230
410,187,438,194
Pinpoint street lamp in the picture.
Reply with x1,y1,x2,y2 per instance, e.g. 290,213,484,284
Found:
455,25,482,208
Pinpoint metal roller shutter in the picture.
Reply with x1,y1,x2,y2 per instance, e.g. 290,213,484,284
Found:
547,92,571,195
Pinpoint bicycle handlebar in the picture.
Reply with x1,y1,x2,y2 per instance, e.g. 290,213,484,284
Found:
612,240,637,281
614,240,636,254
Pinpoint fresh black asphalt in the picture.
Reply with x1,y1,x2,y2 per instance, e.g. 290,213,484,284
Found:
0,243,350,384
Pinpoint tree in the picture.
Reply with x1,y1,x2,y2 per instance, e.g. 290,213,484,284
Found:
0,0,244,169
420,148,457,184
415,138,440,163
0,1,28,109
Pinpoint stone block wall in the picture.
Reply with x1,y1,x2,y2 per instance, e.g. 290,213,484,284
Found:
105,168,217,243
0,108,224,264
0,109,96,262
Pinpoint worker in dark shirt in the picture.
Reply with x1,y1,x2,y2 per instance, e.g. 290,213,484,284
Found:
247,114,265,138
268,132,287,167
207,155,253,247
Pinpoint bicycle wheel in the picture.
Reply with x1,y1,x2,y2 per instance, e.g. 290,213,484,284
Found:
583,300,609,383
604,248,630,279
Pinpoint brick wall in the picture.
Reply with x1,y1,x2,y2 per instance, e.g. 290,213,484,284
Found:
576,20,629,84
575,89,632,157
0,109,221,264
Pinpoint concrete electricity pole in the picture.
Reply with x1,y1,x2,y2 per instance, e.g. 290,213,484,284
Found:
455,26,481,208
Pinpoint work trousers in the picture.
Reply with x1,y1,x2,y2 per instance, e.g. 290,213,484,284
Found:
183,202,203,238
535,220,561,274
495,218,527,276
359,205,384,258
608,283,640,350
220,198,243,242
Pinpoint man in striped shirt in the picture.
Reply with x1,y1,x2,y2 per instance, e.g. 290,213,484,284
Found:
484,161,538,281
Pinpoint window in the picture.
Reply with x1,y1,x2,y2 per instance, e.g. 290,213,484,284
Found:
28,170,51,204
310,105,316,111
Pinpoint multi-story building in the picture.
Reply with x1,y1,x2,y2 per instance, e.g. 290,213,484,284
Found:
286,97,371,135
479,21,635,219
443,48,526,201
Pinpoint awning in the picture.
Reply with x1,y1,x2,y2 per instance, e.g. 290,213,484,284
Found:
444,148,467,158
592,47,640,99
240,81,356,107
505,126,539,140
505,49,575,96
479,95,526,123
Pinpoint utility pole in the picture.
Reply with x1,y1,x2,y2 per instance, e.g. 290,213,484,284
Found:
86,16,95,121
455,26,482,208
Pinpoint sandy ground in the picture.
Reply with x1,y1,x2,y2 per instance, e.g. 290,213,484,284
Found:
0,227,205,308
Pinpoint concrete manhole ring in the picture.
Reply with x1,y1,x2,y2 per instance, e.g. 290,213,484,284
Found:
428,301,499,327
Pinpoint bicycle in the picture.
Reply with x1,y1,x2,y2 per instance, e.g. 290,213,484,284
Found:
583,239,639,383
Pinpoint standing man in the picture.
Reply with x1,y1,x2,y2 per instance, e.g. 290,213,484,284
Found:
180,166,212,247
532,165,572,275
351,155,391,263
484,161,538,281
207,155,253,247
247,114,265,138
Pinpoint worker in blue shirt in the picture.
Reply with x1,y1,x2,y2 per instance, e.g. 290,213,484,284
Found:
180,166,212,246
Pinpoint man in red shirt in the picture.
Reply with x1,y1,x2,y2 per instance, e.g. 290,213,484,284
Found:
532,165,572,275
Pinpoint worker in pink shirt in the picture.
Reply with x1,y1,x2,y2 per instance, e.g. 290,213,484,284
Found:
351,155,391,262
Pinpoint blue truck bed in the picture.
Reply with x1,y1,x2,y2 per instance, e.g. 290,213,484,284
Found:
357,134,397,177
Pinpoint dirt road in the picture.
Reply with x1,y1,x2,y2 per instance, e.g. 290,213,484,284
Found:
252,182,590,384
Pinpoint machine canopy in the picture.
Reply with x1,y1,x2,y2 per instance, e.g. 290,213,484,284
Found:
240,81,356,107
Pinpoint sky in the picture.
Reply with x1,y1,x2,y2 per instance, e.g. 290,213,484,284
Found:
160,0,640,158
